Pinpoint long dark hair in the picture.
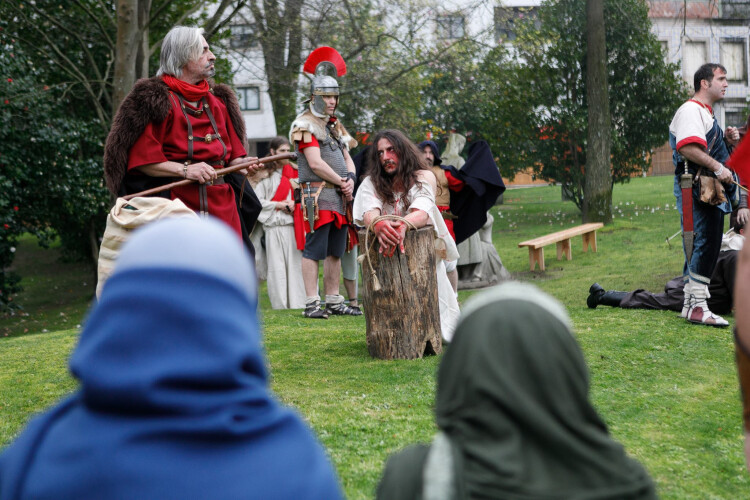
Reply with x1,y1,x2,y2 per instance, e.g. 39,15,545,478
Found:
365,129,428,205
266,136,291,169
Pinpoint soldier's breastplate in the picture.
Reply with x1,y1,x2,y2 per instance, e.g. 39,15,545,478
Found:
297,131,347,215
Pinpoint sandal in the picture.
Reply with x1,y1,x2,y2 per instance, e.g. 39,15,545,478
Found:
326,302,363,316
686,304,728,327
303,302,329,319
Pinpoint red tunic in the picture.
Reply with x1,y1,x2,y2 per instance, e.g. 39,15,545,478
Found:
127,91,247,237
271,163,306,250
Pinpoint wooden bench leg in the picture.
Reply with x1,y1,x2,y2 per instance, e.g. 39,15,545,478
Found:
556,239,572,261
529,247,544,271
582,231,598,252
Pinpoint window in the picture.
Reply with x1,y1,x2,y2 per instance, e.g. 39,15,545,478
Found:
720,39,748,84
230,25,256,49
725,108,748,129
495,7,539,42
437,14,465,40
237,86,260,111
722,0,750,19
659,40,670,64
495,7,517,41
682,41,707,86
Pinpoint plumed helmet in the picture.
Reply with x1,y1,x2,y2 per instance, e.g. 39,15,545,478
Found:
303,47,347,116
312,74,340,97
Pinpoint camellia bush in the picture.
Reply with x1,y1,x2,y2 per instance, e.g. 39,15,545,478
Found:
1,36,109,313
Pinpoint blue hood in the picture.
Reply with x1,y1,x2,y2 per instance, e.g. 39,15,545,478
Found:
0,218,342,500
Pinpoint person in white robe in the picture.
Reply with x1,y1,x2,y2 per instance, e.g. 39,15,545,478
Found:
254,138,306,309
353,129,460,341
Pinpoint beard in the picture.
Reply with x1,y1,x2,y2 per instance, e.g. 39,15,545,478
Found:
382,160,398,177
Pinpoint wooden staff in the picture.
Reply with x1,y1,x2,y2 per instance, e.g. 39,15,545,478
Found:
122,152,297,201
733,180,749,193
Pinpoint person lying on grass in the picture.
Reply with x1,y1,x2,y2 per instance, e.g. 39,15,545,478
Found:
588,210,745,315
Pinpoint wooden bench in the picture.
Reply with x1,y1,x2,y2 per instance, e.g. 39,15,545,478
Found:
518,223,604,271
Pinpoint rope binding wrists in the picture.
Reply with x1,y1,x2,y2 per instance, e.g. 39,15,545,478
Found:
359,214,418,292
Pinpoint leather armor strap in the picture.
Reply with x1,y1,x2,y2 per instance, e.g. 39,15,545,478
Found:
302,181,337,189
300,182,326,224
172,92,228,217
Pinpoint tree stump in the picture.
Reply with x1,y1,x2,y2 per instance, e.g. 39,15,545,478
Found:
359,226,442,360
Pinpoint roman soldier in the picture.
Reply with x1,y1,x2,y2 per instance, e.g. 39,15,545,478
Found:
289,47,360,318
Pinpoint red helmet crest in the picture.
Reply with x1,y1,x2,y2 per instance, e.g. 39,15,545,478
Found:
303,46,347,77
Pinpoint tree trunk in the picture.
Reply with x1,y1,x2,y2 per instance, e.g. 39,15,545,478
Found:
359,227,442,360
113,0,141,114
135,0,151,81
583,0,612,223
252,0,304,130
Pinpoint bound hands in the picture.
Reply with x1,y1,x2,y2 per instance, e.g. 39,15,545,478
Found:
374,220,407,257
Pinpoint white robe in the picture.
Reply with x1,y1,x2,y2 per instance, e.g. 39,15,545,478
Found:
249,224,267,281
255,170,306,310
353,176,460,342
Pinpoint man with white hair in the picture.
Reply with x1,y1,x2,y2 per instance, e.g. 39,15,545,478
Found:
104,26,262,251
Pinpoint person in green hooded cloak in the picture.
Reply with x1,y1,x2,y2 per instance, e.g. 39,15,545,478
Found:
377,281,657,500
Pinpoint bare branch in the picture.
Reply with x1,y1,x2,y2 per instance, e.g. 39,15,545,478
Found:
13,32,111,129
8,6,112,114
93,0,116,25
147,0,204,54
203,0,237,38
340,0,363,43
16,2,107,92
72,0,115,49
204,0,250,39
248,1,267,33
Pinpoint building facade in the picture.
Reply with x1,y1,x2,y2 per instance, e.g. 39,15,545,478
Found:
649,0,750,174
226,19,278,157
225,1,749,170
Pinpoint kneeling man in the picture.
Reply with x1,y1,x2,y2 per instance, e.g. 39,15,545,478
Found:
353,129,460,341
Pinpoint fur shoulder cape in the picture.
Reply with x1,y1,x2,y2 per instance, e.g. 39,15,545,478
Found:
288,109,357,151
103,77,247,195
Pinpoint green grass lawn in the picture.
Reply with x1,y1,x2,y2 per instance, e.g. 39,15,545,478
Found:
2,175,748,498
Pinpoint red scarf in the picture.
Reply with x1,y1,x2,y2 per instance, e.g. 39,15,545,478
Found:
162,74,210,101
271,164,306,250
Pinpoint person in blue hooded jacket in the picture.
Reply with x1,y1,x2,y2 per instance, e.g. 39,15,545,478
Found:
0,217,343,500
